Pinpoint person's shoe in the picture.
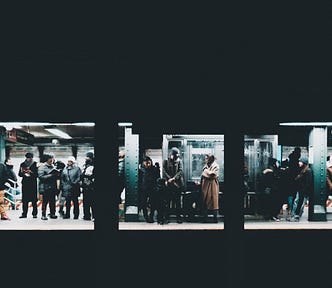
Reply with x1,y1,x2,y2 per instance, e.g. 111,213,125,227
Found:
63,215,70,219
73,216,79,219
41,216,48,220
213,217,218,223
32,215,37,218
1,214,10,220
147,217,154,223
83,217,91,220
49,214,58,219
177,218,183,224
271,216,280,222
19,215,27,219
289,216,299,222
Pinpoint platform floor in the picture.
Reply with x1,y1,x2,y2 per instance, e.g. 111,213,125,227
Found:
119,206,332,230
0,200,94,230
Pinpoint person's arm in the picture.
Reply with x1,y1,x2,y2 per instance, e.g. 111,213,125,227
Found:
327,168,332,190
173,159,184,180
38,166,54,180
162,159,171,180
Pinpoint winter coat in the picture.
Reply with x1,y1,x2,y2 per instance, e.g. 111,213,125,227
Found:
295,165,313,197
257,168,279,195
0,163,8,191
61,165,82,197
81,163,95,191
38,163,58,195
18,161,38,201
162,157,184,189
201,160,219,210
326,166,332,195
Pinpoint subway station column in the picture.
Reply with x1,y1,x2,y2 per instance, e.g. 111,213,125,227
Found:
124,126,139,222
308,127,327,221
0,127,6,162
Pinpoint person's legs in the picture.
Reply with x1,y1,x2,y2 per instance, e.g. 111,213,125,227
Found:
31,200,38,217
0,190,9,220
72,196,79,219
58,191,65,216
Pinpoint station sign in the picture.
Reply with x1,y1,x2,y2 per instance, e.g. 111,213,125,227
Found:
6,129,34,145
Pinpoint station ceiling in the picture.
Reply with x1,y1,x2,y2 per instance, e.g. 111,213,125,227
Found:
0,122,95,146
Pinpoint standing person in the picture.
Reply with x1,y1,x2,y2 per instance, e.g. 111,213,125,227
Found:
288,157,313,222
38,154,59,220
326,157,332,203
0,161,10,220
200,154,220,223
155,178,168,225
18,152,38,218
256,157,282,221
138,156,159,223
286,147,302,215
53,158,65,217
4,158,18,210
118,150,125,204
61,156,82,219
81,151,95,221
162,147,184,224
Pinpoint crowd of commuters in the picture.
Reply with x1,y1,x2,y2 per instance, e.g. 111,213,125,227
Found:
0,151,95,221
253,147,318,222
125,147,221,224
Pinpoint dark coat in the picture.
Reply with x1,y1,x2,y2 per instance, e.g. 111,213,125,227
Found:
38,163,58,195
162,157,184,189
18,161,38,201
0,163,8,190
61,165,82,197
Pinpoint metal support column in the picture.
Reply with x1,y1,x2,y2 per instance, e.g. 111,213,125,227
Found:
308,127,327,221
124,127,139,222
0,127,6,163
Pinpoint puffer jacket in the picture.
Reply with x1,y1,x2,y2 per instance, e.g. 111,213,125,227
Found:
38,163,58,194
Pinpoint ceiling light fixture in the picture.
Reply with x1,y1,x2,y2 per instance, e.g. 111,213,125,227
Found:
44,128,72,139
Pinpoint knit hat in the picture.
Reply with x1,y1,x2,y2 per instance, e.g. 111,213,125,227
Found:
67,156,76,163
171,147,180,156
25,152,34,158
86,151,94,159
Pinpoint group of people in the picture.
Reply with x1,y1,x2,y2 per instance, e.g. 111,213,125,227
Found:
255,147,314,222
125,147,220,224
0,151,95,221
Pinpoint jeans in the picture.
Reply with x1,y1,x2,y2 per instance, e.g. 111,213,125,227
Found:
292,191,308,218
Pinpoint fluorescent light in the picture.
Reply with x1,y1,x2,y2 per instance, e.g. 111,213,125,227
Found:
280,122,332,126
118,122,133,127
72,122,95,126
44,128,72,139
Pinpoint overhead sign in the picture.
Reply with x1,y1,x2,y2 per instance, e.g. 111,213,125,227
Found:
6,129,34,145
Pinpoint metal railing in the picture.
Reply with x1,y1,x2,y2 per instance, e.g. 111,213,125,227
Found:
4,179,20,209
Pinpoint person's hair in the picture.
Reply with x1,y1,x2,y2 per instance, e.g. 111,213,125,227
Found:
206,154,215,163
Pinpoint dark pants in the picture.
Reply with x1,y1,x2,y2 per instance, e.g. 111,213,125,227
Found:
22,200,38,217
65,195,79,218
41,190,56,216
166,186,183,220
83,189,95,219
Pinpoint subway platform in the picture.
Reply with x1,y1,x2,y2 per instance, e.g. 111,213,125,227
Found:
118,205,332,230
